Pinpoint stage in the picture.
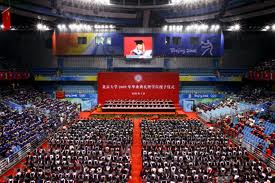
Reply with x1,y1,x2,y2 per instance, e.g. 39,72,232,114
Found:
101,108,176,112
78,107,196,120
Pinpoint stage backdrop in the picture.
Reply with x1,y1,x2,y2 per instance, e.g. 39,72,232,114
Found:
98,72,179,104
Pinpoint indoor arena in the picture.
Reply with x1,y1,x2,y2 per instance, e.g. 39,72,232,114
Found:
0,0,274,182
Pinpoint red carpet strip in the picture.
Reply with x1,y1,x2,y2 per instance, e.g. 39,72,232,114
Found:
129,118,143,183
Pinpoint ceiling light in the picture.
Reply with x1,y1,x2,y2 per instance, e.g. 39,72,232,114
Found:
234,24,240,31
37,23,43,30
95,0,110,5
228,24,240,31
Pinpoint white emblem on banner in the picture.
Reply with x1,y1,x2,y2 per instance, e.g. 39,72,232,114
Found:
134,74,143,83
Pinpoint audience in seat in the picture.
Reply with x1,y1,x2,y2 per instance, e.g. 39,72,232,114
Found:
5,119,133,183
247,60,274,81
0,86,79,160
141,119,274,182
220,108,275,157
196,86,274,121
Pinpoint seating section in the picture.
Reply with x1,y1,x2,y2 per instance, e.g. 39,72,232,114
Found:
8,119,133,182
196,86,274,121
247,60,274,80
102,99,175,112
0,103,52,159
141,119,274,182
222,109,275,156
180,85,216,94
0,87,79,161
60,85,97,94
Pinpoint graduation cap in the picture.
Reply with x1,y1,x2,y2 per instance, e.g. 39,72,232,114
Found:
134,40,144,45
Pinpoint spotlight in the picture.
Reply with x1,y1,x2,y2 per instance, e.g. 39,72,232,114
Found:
163,25,168,31
200,24,209,31
37,23,43,30
262,25,270,32
69,24,75,30
57,24,67,31
0,24,4,29
185,23,211,32
210,24,220,32
169,25,173,31
228,24,240,31
37,23,49,31
272,24,275,31
94,0,110,5
265,25,270,30
234,24,240,31
170,0,181,5
170,0,199,5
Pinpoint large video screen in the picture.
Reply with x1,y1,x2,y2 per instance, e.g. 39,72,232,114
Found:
124,37,153,59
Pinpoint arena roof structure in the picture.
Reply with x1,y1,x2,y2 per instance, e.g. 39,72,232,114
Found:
0,0,275,29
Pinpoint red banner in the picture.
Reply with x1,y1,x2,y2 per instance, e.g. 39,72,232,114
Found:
56,91,65,99
2,8,11,31
98,72,179,104
0,72,4,80
6,71,13,80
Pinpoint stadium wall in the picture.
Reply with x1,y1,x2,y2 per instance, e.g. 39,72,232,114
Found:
222,32,275,69
0,31,274,70
0,31,56,68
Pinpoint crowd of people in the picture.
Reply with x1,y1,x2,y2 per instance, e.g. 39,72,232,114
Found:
5,119,133,183
196,86,274,122
237,86,274,105
1,84,274,182
0,86,79,160
219,107,275,156
247,60,274,81
196,86,273,112
141,119,274,182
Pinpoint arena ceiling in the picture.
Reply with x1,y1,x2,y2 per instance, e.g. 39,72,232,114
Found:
0,0,275,28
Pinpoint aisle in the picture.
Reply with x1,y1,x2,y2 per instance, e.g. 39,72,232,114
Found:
129,118,143,183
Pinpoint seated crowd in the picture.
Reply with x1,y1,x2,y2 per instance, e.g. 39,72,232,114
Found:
2,87,78,116
248,60,274,81
6,119,133,183
141,119,274,182
197,86,273,113
220,107,275,157
0,86,79,160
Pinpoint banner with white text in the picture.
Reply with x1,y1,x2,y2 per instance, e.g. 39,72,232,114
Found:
98,72,179,104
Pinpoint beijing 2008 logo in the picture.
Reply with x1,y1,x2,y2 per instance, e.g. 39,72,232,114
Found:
134,74,143,83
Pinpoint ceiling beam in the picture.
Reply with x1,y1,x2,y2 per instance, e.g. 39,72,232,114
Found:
220,7,275,22
218,0,229,18
223,0,275,17
165,12,220,23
